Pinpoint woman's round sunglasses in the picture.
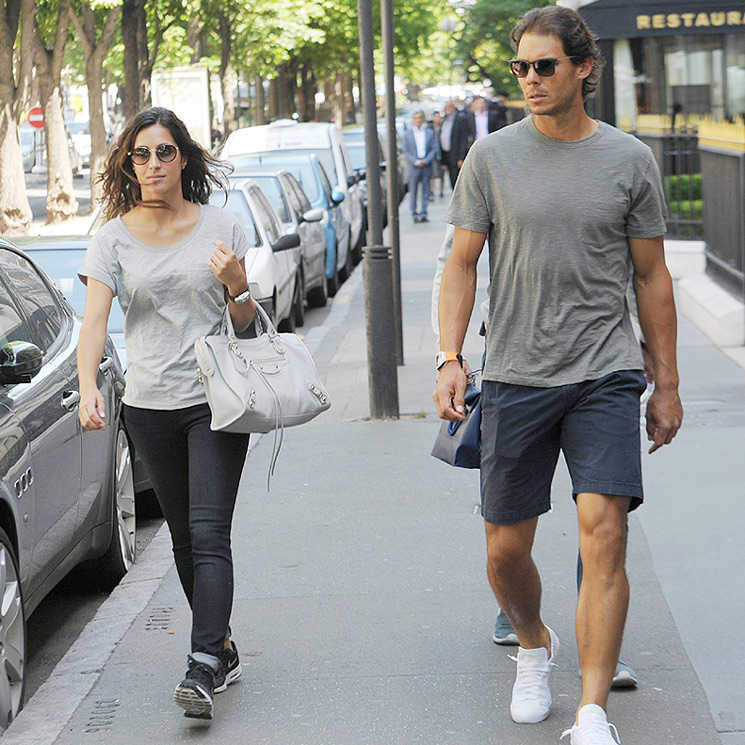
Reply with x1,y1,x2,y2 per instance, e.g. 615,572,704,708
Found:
128,143,180,166
508,56,575,78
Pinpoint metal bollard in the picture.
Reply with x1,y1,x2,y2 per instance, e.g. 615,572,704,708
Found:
363,245,400,419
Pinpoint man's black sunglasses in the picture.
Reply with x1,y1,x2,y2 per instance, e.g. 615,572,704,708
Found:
508,56,576,78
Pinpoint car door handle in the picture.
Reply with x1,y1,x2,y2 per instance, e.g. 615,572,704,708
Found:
61,390,81,411
99,355,114,373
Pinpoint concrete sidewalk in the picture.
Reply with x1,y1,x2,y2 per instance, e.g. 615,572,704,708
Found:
5,195,742,744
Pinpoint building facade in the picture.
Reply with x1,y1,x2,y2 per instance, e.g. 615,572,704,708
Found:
567,0,745,129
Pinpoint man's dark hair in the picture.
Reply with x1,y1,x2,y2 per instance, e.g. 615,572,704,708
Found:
510,6,605,100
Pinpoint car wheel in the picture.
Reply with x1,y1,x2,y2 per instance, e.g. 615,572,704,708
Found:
339,227,353,282
0,527,26,731
351,221,364,265
307,261,328,308
293,271,305,328
277,288,295,333
327,266,339,297
96,423,136,588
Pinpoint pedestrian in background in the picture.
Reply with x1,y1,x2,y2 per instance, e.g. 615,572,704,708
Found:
434,6,682,744
77,106,255,721
438,99,461,191
402,109,437,223
430,110,445,199
451,95,505,171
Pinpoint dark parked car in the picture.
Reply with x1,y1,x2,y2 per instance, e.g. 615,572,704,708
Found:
0,238,136,729
12,236,154,497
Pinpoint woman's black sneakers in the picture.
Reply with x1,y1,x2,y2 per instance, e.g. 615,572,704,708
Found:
174,656,216,719
214,641,242,693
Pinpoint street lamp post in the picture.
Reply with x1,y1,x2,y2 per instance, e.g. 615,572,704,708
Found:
357,0,399,419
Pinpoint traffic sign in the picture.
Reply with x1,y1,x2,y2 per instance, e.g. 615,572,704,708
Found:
28,107,44,129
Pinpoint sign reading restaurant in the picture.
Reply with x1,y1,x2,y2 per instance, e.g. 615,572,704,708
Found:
638,10,745,30
579,1,745,39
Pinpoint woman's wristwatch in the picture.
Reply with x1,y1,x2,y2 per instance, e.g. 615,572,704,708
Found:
228,288,251,304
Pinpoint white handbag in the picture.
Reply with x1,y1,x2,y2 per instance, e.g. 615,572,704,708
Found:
194,303,331,436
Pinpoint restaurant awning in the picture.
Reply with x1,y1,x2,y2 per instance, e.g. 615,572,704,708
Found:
578,0,745,39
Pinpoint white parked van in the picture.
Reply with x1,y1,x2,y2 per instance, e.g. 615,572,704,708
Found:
222,120,366,262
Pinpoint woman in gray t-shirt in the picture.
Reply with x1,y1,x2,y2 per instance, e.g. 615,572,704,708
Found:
78,107,254,720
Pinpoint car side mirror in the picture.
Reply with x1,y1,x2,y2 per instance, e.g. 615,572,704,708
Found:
272,233,301,252
346,174,356,188
331,189,345,204
0,341,43,384
301,208,324,223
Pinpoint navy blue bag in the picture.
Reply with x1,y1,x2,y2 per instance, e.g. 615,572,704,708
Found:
430,383,481,469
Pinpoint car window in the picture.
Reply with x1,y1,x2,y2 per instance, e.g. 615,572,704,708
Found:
317,162,334,198
0,250,63,352
339,144,354,179
237,149,336,186
23,248,125,333
232,154,320,202
250,176,290,223
249,187,282,245
208,190,261,246
0,278,31,350
284,175,311,213
347,144,366,171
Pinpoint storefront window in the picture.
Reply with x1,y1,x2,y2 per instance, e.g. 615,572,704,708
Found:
614,39,637,130
663,36,723,119
725,35,745,120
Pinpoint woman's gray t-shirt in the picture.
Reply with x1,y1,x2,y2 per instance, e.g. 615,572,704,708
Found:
444,117,667,387
79,203,249,409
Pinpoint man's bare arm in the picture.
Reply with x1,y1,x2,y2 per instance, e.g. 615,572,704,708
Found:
630,235,683,452
433,226,486,421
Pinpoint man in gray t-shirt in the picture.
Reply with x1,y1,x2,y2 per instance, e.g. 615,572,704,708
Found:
433,7,683,744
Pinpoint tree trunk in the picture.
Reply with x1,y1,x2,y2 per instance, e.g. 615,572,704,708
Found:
33,0,78,224
136,0,151,109
71,2,121,208
0,0,35,235
298,63,316,122
255,73,266,125
268,78,277,121
218,10,236,139
187,18,206,63
333,76,344,127
121,0,140,119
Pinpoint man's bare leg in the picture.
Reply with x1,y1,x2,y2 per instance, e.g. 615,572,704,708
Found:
485,517,551,651
575,492,631,715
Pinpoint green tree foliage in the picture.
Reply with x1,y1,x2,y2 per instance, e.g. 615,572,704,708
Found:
455,0,555,96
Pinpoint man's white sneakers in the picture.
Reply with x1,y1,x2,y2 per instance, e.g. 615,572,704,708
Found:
509,625,560,724
561,704,622,744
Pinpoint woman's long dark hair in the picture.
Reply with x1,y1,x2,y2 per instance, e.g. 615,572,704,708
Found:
98,106,231,221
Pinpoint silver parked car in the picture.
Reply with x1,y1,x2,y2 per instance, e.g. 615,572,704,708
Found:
222,120,366,263
208,180,302,331
0,238,136,729
230,169,328,309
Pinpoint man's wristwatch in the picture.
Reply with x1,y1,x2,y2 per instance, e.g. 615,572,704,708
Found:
228,288,251,304
436,351,463,370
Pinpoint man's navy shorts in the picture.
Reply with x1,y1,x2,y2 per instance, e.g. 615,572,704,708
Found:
479,370,647,526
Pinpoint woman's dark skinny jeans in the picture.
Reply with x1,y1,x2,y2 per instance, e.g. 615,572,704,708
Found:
123,403,249,658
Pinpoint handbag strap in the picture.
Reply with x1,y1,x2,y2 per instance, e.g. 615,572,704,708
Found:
222,299,284,348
